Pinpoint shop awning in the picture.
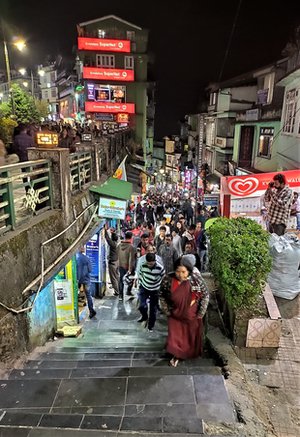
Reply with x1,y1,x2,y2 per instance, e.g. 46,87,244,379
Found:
89,177,133,201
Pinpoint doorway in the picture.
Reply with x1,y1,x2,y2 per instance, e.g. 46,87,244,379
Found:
238,126,254,169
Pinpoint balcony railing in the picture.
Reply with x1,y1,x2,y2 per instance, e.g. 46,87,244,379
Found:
70,152,92,192
0,160,52,234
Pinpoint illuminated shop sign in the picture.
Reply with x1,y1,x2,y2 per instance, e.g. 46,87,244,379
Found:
87,83,126,103
83,67,134,81
85,101,135,114
78,37,131,52
117,113,129,123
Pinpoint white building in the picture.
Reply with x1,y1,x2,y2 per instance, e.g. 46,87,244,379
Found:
38,64,59,119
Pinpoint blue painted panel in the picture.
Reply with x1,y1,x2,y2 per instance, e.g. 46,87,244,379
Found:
27,282,56,348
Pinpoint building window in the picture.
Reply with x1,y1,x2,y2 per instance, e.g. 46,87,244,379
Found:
98,29,106,38
51,88,57,98
209,92,217,106
257,127,274,159
96,55,115,68
126,31,135,41
283,89,298,134
124,56,134,70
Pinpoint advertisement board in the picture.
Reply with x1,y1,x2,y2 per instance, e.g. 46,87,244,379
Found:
85,233,100,282
83,67,134,81
221,169,300,229
85,101,135,114
98,197,127,219
78,37,131,52
53,258,78,326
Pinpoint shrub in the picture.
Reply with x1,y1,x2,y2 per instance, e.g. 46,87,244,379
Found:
208,217,272,310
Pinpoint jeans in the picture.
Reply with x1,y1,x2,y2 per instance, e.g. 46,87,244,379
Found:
269,223,286,236
79,282,94,315
199,249,208,272
138,286,159,330
119,266,127,298
297,213,300,231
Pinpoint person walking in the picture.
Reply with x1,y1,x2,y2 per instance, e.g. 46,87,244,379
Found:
158,234,179,274
181,224,196,252
76,246,97,319
117,231,136,299
104,225,120,296
137,253,165,331
154,225,167,251
264,173,293,236
12,124,34,162
159,256,209,367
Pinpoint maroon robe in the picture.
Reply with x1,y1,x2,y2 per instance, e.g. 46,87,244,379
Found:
166,278,203,359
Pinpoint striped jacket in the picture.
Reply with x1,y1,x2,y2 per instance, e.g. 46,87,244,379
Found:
139,262,165,291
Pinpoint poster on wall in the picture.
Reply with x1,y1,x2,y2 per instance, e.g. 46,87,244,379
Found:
53,258,78,326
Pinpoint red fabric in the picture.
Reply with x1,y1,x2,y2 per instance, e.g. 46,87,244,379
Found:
167,278,203,359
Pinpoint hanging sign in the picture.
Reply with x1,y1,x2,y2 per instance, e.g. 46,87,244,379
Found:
78,37,131,52
85,101,135,114
98,197,127,219
83,67,134,81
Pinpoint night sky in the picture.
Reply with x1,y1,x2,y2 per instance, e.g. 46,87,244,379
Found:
1,0,300,138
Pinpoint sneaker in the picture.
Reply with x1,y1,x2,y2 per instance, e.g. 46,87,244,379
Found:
89,310,97,319
119,296,123,301
126,291,134,296
113,290,119,296
137,317,148,323
148,328,153,332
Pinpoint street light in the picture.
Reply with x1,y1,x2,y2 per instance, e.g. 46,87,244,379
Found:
13,39,26,52
19,68,26,76
22,81,28,87
19,67,35,97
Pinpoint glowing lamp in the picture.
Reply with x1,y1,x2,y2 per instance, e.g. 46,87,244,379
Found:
36,132,59,148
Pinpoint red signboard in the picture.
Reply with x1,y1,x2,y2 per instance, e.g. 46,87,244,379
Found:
85,102,135,114
221,170,300,197
78,37,131,52
83,67,134,81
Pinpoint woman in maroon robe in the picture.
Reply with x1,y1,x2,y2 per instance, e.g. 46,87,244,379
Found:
160,255,209,367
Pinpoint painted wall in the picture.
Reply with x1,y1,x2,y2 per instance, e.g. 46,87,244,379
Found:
233,121,281,172
278,76,300,170
27,283,56,350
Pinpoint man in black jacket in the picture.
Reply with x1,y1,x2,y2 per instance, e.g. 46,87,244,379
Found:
104,225,119,296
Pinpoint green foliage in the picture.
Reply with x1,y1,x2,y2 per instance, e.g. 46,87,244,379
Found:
0,117,17,145
208,217,272,310
0,102,12,118
35,99,49,120
8,84,40,124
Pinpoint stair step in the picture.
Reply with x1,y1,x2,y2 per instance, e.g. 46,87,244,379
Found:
41,352,166,360
0,412,204,434
0,427,208,436
9,365,220,380
22,358,215,370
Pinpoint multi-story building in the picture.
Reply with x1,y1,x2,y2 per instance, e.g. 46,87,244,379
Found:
38,64,59,120
0,69,40,102
76,15,155,164
57,68,80,123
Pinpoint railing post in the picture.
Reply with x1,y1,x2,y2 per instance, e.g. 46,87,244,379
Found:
2,169,16,229
28,148,72,222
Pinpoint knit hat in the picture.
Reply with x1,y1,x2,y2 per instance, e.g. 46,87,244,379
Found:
181,254,196,272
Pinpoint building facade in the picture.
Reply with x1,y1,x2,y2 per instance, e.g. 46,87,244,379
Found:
38,64,59,120
77,15,155,164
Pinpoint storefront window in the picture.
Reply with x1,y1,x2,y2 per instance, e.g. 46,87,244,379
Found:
257,127,274,159
87,83,126,103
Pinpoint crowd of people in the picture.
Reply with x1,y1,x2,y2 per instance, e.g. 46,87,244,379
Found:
103,190,214,367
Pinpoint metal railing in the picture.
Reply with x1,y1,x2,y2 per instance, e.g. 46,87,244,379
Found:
0,160,52,234
69,152,92,193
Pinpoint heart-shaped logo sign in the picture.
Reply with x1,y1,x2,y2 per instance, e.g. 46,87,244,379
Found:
228,177,259,196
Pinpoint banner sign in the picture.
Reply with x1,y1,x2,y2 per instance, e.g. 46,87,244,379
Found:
98,197,127,219
221,169,300,198
85,101,135,114
85,233,100,282
78,37,131,52
83,67,134,81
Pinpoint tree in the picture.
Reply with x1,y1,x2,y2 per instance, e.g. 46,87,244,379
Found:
0,102,12,118
8,84,40,124
0,117,17,145
35,99,50,120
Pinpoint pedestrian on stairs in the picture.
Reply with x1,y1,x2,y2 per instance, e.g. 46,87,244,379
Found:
104,224,120,296
76,247,97,319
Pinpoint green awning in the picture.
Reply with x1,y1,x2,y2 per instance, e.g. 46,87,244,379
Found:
89,177,133,201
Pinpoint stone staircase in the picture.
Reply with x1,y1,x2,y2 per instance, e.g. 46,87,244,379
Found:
0,297,237,436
